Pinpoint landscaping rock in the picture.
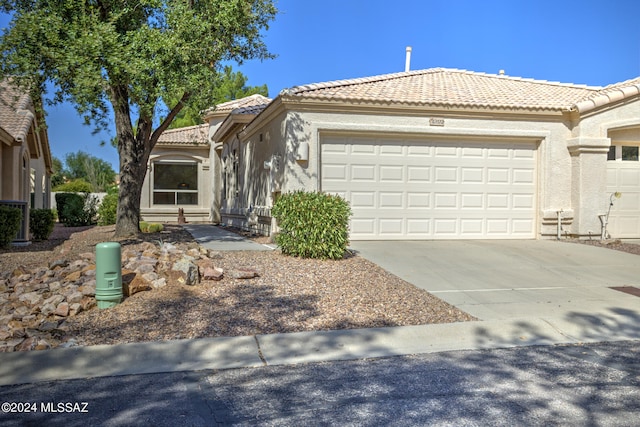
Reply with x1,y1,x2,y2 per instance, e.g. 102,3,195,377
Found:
0,237,254,351
171,258,200,286
228,268,260,279
203,266,224,281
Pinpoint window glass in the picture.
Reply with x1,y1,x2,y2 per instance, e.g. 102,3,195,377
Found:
153,162,198,205
607,146,616,161
154,163,198,189
622,146,639,161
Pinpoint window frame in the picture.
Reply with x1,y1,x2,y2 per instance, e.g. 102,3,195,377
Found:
152,160,199,206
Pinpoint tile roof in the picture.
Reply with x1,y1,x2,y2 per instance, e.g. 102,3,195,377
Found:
203,94,272,115
157,123,209,145
280,68,640,113
0,80,36,142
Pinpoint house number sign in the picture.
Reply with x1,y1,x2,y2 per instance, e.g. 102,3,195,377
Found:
429,118,445,126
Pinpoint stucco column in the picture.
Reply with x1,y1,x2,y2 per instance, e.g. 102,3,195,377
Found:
567,137,611,237
209,144,222,224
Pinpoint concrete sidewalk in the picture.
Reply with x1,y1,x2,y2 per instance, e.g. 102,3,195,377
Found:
1,312,639,386
182,223,275,251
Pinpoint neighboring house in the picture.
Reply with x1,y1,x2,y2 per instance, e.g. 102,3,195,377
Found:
140,123,210,222
0,80,52,243
208,68,640,241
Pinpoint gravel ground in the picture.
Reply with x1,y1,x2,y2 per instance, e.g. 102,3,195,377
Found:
1,224,476,347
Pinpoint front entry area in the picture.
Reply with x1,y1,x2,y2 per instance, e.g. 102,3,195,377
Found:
321,135,538,240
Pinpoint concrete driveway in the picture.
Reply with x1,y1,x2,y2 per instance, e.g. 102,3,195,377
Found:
350,240,640,321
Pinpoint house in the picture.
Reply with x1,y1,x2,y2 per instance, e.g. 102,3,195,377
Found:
0,80,52,243
140,123,211,223
205,68,640,241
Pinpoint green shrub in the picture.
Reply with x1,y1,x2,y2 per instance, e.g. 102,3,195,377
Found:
0,206,22,248
53,178,93,193
29,209,55,241
58,193,98,226
97,186,118,226
271,190,352,260
147,223,164,233
139,221,163,233
55,193,81,225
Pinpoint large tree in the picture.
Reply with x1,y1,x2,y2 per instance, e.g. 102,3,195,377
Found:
168,65,269,129
0,0,277,237
63,150,116,192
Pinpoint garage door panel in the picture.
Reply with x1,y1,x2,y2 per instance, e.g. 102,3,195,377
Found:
351,165,375,181
379,192,404,208
321,137,537,240
461,193,483,209
351,192,376,208
380,166,404,181
407,166,431,182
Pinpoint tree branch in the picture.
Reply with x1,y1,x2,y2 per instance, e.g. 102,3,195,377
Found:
150,91,191,146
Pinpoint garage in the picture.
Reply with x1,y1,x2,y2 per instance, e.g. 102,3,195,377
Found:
606,144,640,238
321,135,538,240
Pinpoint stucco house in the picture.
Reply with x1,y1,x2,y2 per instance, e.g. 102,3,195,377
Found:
206,68,640,241
0,80,52,243
140,123,211,223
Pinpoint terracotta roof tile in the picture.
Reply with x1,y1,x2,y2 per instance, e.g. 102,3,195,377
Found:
0,80,36,142
157,123,209,145
280,68,632,112
203,94,272,115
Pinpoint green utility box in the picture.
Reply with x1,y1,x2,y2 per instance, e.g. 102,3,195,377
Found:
95,242,123,309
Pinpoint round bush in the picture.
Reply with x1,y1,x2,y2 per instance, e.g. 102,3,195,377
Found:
271,191,352,260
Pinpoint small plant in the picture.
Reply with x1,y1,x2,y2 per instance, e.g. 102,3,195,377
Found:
97,185,118,226
139,221,163,233
0,206,22,248
29,209,55,241
271,190,352,260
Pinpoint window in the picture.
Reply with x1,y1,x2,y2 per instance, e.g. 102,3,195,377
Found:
153,162,198,205
608,145,640,161
622,146,639,161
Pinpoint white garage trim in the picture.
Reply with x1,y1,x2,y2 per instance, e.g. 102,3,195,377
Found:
320,135,539,240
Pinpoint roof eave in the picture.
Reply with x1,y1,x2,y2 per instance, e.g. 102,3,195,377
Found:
572,85,640,114
212,113,256,142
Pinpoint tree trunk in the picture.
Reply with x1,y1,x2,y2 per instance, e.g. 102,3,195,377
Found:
110,86,190,238
112,84,147,238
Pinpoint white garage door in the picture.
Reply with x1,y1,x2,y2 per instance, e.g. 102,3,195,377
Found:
321,135,538,240
606,145,640,238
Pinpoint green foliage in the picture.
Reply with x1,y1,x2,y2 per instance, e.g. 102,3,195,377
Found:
29,209,55,241
271,191,352,260
0,206,22,248
53,178,93,193
97,186,118,226
51,156,65,188
56,193,97,227
139,221,163,233
167,65,269,129
55,193,80,225
63,151,116,192
0,0,277,236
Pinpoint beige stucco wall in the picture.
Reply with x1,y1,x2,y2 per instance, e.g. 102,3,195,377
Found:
568,98,640,236
140,146,211,223
214,98,640,239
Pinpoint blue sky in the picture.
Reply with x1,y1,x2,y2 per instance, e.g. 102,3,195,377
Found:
2,0,640,170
